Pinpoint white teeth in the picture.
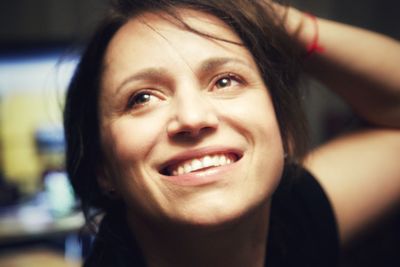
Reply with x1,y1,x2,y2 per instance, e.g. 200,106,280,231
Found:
184,163,192,174
169,154,235,176
212,155,219,166
192,159,202,171
202,155,212,167
219,155,226,165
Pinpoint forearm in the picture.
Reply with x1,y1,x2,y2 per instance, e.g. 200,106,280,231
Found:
283,7,400,128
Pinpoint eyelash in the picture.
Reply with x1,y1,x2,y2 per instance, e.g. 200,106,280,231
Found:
125,73,245,110
126,89,160,110
212,73,244,91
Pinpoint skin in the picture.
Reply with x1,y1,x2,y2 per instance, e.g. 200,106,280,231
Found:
95,3,400,266
98,10,283,266
280,7,400,243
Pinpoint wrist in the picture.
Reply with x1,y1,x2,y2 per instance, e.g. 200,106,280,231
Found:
281,7,323,55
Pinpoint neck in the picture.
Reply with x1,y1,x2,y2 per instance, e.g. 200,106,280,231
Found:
127,201,271,267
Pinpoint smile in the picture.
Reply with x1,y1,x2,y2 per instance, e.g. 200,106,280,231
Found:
164,153,239,176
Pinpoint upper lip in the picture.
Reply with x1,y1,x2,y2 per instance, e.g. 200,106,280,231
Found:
158,146,243,175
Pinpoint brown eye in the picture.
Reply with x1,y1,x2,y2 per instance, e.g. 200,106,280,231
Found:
216,77,232,89
213,74,242,90
128,92,155,109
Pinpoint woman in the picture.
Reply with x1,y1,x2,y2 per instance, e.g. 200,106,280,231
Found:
64,0,400,266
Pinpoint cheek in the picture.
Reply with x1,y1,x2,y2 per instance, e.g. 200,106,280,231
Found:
218,90,282,143
105,115,165,164
219,89,284,177
101,112,169,201
101,116,168,214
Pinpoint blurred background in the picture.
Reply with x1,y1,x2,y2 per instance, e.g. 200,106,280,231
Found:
0,0,399,266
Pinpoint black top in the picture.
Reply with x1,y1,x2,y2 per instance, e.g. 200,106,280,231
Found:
265,166,339,267
84,166,339,267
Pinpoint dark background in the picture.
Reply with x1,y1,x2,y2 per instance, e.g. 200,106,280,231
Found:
0,0,399,266
0,0,399,43
1,0,399,146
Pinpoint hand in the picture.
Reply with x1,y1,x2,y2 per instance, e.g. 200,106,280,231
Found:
268,2,318,53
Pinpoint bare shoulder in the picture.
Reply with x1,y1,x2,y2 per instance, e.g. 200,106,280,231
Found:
303,128,400,244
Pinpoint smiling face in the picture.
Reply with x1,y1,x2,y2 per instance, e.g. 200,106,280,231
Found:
99,9,285,227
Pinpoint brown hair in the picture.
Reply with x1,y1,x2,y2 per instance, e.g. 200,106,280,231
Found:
64,0,308,220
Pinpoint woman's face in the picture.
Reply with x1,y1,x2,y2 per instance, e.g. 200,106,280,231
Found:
99,9,284,226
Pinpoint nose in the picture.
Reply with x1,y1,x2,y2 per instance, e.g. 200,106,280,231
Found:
167,91,219,139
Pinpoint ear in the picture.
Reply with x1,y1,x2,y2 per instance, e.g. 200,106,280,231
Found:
97,166,119,198
284,133,297,163
97,133,121,198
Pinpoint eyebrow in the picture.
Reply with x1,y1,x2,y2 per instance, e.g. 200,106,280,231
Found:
114,57,252,94
198,57,252,74
115,67,170,95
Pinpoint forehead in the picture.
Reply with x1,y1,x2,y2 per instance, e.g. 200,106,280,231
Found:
106,8,244,56
102,9,258,84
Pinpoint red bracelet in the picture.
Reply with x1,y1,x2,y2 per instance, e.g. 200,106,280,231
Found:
304,13,324,57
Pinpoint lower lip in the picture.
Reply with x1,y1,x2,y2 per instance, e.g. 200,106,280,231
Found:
160,160,240,187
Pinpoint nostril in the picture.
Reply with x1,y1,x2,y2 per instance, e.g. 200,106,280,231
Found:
167,116,219,139
166,100,219,138
174,126,216,140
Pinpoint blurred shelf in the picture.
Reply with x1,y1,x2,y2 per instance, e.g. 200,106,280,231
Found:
0,247,81,267
0,209,84,245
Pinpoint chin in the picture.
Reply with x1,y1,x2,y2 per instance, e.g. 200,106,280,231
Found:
164,193,272,229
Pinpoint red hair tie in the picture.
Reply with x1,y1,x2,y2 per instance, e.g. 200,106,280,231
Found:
304,13,324,57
